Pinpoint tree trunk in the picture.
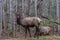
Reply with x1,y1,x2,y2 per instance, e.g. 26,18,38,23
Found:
22,0,25,18
12,0,17,37
0,0,3,38
56,0,60,35
9,0,16,37
35,0,37,17
2,0,7,32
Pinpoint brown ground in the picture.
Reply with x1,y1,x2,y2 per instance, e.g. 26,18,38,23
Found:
0,26,36,39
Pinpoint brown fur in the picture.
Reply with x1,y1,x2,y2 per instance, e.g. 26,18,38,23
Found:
39,26,54,36
21,17,42,26
16,15,42,38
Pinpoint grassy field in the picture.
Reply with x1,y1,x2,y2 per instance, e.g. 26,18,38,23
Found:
1,36,60,40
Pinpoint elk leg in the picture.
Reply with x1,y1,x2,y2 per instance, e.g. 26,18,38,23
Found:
36,27,39,38
34,26,39,38
27,27,31,37
34,27,37,37
25,27,27,38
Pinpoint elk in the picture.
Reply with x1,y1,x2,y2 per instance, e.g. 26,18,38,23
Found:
16,14,42,38
39,24,55,36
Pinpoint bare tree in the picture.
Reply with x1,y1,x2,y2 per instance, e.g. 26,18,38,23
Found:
12,0,17,37
10,0,17,37
9,0,13,32
22,0,25,17
35,0,37,17
13,0,18,37
2,0,7,31
56,0,60,35
0,0,3,37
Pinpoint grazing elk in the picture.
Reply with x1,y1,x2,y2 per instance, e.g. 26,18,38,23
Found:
39,24,55,36
16,14,42,38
